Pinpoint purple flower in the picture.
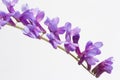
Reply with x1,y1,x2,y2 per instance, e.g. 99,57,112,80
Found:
78,41,103,70
72,28,81,56
19,8,46,38
92,57,113,78
44,17,66,40
23,24,41,38
21,8,45,31
47,33,62,49
44,17,66,48
1,0,46,38
2,0,18,13
19,10,35,25
0,11,15,28
64,22,80,53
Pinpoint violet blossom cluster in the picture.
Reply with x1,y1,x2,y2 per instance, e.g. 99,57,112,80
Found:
0,0,113,78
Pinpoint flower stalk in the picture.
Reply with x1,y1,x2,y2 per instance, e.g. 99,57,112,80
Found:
0,0,113,78
9,24,94,76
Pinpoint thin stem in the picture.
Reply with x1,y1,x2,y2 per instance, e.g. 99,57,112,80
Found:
7,24,95,76
41,35,94,76
40,36,78,61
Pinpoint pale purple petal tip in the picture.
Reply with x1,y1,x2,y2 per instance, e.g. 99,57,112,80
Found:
36,11,45,22
2,0,18,6
94,42,103,48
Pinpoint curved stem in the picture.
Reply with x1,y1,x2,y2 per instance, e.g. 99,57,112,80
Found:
40,36,78,61
40,35,94,76
7,24,95,76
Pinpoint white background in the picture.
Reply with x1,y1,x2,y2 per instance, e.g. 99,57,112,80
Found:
0,0,120,80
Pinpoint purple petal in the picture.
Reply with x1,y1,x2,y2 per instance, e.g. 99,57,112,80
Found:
73,34,80,43
44,17,58,32
2,0,9,5
105,57,113,64
65,22,71,31
65,33,71,41
64,43,74,52
23,26,36,38
44,17,59,32
0,11,15,27
11,0,18,6
13,11,21,21
71,27,80,43
94,42,103,48
0,20,7,26
85,41,93,50
47,33,62,49
36,11,44,22
92,57,113,78
87,48,101,56
2,0,18,6
47,33,54,40
0,12,7,27
19,10,34,25
2,0,18,13
64,42,78,53
57,26,66,34
71,27,80,36
86,57,99,65
103,66,113,73
22,4,29,12
52,17,59,25
65,22,72,41
23,24,41,38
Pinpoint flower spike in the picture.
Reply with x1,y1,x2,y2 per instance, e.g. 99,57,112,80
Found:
0,0,113,78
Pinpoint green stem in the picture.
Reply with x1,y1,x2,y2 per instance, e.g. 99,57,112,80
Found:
7,24,95,76
41,36,94,76
41,36,78,61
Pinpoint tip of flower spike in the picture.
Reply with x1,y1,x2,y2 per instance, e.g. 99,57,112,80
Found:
92,57,113,78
